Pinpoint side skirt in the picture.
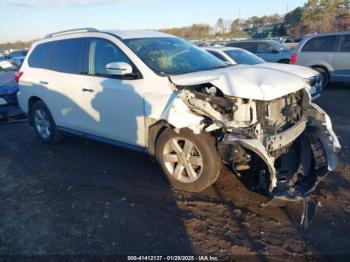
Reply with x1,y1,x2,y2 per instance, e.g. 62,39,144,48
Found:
57,126,147,153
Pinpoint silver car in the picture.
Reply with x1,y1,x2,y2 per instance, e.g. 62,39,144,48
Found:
226,40,292,64
291,31,350,87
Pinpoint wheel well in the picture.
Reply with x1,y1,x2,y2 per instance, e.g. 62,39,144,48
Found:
28,96,42,125
311,65,329,74
147,121,172,157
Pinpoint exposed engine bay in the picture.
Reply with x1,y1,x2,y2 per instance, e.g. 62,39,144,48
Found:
172,82,341,228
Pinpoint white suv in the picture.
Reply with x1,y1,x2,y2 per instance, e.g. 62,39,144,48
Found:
17,28,340,203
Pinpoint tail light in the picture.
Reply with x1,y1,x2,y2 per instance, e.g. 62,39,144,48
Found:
290,53,297,64
15,71,23,83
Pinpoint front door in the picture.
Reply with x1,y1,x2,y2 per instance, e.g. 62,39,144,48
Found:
79,38,146,147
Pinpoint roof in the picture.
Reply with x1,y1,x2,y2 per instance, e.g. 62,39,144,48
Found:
304,31,350,38
43,28,177,40
228,39,278,44
103,30,176,40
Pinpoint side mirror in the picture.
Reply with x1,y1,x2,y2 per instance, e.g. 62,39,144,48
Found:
272,48,279,54
106,62,133,76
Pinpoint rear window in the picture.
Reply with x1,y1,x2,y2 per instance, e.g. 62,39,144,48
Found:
302,35,337,52
50,38,86,74
28,42,55,69
339,34,350,52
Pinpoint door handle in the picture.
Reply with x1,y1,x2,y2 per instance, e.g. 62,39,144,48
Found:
82,88,95,93
39,80,48,85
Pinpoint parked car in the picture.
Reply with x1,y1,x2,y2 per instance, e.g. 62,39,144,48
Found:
17,28,340,205
203,46,323,100
291,31,350,87
0,61,22,120
226,40,292,63
7,49,28,68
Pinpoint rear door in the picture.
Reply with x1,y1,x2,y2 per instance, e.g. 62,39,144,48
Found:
331,34,350,82
44,38,91,131
255,42,280,62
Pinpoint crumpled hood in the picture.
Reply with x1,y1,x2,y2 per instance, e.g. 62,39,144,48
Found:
0,72,18,95
170,65,307,101
254,63,318,79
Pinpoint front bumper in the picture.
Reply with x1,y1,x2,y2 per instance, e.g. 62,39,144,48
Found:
222,103,341,203
0,93,24,119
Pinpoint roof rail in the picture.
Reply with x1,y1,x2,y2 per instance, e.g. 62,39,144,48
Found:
45,28,99,38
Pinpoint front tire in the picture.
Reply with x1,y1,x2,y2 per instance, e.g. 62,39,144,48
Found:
156,128,221,192
30,101,63,144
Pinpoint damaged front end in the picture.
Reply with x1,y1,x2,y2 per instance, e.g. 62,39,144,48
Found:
174,83,341,212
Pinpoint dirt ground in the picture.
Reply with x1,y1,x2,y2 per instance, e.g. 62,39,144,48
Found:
0,86,349,261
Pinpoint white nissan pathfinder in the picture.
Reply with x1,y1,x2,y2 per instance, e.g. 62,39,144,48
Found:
17,28,340,207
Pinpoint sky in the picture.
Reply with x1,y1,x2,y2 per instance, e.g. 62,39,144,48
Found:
0,0,307,43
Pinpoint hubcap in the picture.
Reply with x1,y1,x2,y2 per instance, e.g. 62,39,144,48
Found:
34,109,51,139
163,137,203,183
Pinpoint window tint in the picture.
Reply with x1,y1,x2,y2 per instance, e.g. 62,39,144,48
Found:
339,34,350,52
28,42,55,69
231,43,257,53
51,38,85,74
89,38,131,76
256,43,274,53
207,50,229,62
9,50,27,58
302,35,336,52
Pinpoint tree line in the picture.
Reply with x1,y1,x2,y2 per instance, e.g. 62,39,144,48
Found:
2,0,350,48
161,0,350,39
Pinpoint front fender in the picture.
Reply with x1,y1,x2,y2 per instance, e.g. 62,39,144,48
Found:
160,94,204,134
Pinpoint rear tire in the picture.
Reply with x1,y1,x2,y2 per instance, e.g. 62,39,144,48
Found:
30,101,63,144
156,128,221,192
313,67,329,88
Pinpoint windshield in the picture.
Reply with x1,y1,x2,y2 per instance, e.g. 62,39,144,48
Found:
124,37,227,75
271,41,290,52
224,49,265,65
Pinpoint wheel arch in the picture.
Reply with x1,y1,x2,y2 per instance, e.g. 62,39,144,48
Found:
28,96,43,125
147,120,173,157
310,65,331,83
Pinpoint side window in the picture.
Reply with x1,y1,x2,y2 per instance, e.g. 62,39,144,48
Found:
28,42,55,69
89,38,131,76
339,34,350,52
242,43,257,53
256,43,273,53
302,35,336,52
50,38,86,74
207,50,229,62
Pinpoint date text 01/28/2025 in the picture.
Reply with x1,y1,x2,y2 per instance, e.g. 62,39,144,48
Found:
127,255,219,261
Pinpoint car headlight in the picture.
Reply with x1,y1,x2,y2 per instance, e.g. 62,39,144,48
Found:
0,97,8,105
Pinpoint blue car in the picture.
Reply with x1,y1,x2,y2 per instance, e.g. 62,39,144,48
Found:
0,61,23,120
226,40,292,63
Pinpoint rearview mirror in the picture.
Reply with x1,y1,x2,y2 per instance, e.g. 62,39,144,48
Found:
106,62,133,76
